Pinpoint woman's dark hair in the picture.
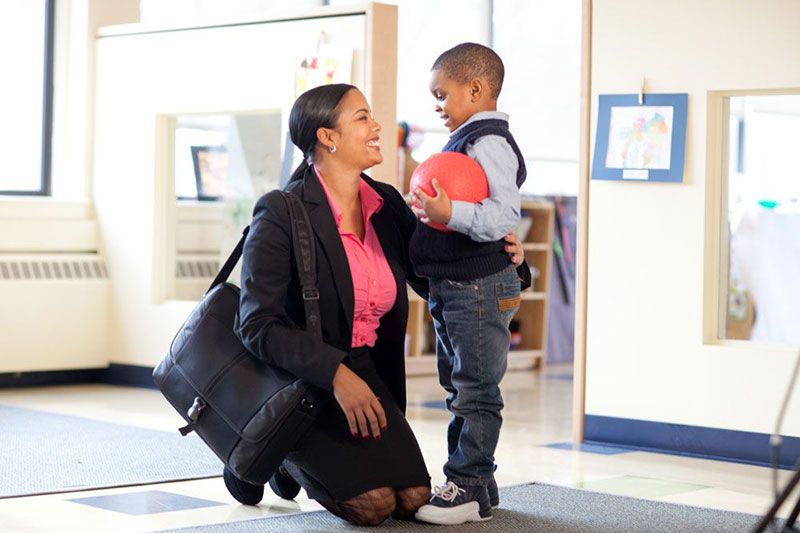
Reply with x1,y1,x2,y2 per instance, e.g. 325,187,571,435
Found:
288,83,357,183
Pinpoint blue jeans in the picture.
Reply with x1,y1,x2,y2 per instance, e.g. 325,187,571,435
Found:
428,264,521,486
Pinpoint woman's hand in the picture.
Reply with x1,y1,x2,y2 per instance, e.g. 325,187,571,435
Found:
504,231,524,266
332,363,387,440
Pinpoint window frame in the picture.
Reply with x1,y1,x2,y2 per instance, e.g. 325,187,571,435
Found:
704,87,800,348
0,0,55,196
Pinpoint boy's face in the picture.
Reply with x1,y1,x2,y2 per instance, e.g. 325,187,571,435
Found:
429,69,476,133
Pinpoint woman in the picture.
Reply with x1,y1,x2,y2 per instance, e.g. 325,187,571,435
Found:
229,84,525,526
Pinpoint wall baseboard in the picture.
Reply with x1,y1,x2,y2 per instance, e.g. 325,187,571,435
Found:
585,414,800,470
105,364,158,389
0,364,156,390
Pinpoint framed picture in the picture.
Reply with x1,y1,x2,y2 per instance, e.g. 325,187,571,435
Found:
592,93,688,183
191,145,228,200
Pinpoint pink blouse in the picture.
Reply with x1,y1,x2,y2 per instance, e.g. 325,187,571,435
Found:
314,167,398,348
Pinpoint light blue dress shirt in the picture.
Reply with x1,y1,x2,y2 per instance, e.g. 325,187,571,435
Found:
445,111,522,242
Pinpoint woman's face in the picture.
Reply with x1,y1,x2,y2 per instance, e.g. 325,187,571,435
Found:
325,89,383,170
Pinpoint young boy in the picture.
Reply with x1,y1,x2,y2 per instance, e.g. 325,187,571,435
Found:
410,43,527,525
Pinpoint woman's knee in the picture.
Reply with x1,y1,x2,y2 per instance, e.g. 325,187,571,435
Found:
339,486,396,526
393,485,431,519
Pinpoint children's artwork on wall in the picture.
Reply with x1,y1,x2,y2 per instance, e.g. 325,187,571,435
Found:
294,44,353,97
592,93,688,183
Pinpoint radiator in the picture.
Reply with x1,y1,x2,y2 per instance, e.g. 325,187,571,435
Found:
0,253,111,373
174,253,220,301
0,255,108,281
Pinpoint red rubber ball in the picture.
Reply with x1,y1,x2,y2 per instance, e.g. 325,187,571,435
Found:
409,152,488,231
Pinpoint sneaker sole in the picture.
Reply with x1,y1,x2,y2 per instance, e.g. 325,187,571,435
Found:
415,502,492,525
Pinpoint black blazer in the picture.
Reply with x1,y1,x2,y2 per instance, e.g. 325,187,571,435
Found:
236,166,427,412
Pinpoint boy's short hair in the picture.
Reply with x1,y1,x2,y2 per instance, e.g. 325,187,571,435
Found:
431,43,505,99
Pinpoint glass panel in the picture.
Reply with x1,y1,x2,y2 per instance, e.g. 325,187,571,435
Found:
0,0,47,193
169,111,283,301
493,0,581,196
330,0,489,193
330,0,489,133
173,113,283,201
392,0,489,132
721,94,800,344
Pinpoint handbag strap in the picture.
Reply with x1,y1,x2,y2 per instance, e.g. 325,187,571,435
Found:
207,226,250,292
205,192,321,340
280,191,322,340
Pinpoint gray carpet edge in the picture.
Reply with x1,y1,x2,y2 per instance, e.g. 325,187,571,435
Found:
0,404,223,498
0,473,222,500
159,481,768,533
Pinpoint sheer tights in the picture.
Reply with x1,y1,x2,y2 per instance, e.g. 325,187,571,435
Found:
319,485,431,526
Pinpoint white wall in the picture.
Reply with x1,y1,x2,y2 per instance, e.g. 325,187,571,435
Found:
0,201,110,373
93,12,378,367
0,1,137,373
585,0,800,436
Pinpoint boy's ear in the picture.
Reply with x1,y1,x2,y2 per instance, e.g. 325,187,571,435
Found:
469,78,485,102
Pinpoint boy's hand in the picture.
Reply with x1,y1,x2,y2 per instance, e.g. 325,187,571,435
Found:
410,179,452,225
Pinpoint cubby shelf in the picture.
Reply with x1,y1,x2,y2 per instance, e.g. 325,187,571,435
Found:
522,243,549,251
521,291,547,300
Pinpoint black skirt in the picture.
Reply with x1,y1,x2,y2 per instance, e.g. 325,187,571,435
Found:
284,348,431,502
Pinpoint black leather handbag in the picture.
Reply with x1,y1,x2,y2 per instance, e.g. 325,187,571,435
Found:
153,191,325,485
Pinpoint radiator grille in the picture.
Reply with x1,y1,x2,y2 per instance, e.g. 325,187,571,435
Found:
176,259,220,279
0,257,108,280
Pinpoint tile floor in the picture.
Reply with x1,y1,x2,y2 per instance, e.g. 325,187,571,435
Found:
0,363,795,531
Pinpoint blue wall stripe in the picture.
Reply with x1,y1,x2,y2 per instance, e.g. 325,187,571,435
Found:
585,415,800,470
105,364,157,389
0,368,105,388
0,364,156,390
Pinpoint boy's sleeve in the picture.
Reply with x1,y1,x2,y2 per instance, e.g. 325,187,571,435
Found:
446,135,521,242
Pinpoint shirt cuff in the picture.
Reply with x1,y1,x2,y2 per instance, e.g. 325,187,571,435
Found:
447,200,475,234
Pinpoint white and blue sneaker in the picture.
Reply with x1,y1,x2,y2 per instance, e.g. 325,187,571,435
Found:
414,481,492,525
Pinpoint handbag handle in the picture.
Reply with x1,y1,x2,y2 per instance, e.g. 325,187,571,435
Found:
206,192,322,339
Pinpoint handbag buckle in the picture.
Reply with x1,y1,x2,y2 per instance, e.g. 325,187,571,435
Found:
300,397,314,409
186,396,207,423
302,288,319,301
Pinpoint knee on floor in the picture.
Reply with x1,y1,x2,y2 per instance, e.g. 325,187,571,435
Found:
341,486,397,526
393,485,432,518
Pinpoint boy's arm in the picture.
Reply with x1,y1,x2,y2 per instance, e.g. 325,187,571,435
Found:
446,135,521,242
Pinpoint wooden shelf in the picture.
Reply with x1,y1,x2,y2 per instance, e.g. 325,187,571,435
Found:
408,287,425,301
521,291,546,300
404,200,554,373
522,243,549,252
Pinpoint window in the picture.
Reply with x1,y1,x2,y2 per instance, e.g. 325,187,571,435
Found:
493,0,581,196
386,0,581,197
0,0,54,195
720,94,800,345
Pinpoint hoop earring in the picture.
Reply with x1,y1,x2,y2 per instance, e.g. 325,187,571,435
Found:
329,144,337,154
